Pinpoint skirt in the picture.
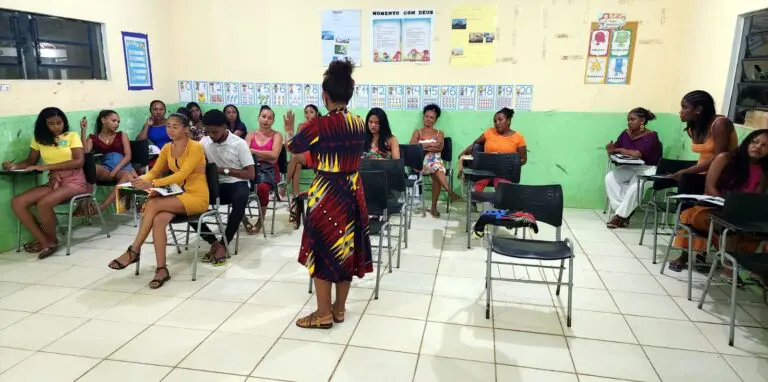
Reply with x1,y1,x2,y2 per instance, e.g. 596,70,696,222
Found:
47,169,90,194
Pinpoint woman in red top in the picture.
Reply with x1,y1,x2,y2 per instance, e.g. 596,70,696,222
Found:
79,110,136,213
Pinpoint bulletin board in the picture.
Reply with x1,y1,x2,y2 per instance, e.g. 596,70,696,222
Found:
584,21,638,85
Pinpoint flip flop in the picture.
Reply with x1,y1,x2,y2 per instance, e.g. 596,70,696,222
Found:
38,245,58,260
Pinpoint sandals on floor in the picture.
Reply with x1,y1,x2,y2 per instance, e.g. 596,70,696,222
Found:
332,310,345,324
295,312,334,329
210,243,228,266
23,241,42,253
148,266,171,289
37,245,58,260
108,246,140,270
242,217,261,235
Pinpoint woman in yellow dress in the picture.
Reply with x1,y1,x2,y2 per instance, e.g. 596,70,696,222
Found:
107,112,208,289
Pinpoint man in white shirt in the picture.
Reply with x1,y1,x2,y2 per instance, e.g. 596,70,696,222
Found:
192,109,255,265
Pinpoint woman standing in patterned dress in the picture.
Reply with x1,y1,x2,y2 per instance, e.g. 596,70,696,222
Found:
284,59,372,329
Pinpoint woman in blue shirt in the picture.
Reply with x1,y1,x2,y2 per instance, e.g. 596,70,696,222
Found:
224,104,248,138
136,100,171,148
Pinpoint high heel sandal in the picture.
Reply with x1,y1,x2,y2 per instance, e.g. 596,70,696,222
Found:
108,246,140,270
295,312,334,329
148,266,171,289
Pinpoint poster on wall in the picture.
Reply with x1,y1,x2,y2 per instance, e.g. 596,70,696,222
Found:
439,85,458,110
371,9,434,64
515,85,534,111
457,85,476,110
422,85,440,106
584,14,638,85
288,83,304,107
386,85,404,109
449,6,497,67
405,85,422,110
321,10,362,66
240,83,255,106
272,84,287,106
224,82,239,104
370,85,387,108
496,85,514,109
304,84,321,107
178,81,193,102
121,32,153,90
352,84,370,109
194,81,208,103
255,83,271,105
476,85,495,110
207,82,224,104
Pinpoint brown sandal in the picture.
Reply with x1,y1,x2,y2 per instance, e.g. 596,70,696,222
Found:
37,245,58,260
109,246,140,270
295,312,334,329
148,266,171,289
242,217,261,235
332,309,345,324
23,241,42,253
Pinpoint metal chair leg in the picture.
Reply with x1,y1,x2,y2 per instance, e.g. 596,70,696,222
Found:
567,255,574,327
729,258,739,346
660,229,677,275
555,259,565,295
485,239,492,319
396,213,403,268
697,249,719,309
170,228,182,254
270,192,277,235
65,198,76,255
387,223,393,273
308,276,313,294
639,202,651,245
374,230,384,299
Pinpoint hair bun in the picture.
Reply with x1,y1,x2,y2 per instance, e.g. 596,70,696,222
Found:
327,59,354,78
645,110,656,121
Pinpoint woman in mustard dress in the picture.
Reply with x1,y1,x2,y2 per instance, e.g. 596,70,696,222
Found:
107,112,208,289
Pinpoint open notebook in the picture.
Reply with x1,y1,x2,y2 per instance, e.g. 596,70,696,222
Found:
610,154,645,165
115,183,183,213
669,194,724,206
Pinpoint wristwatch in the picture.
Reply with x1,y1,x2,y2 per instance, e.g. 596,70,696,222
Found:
224,168,230,175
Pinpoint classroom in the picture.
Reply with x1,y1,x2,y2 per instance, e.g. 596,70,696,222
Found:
0,0,767,381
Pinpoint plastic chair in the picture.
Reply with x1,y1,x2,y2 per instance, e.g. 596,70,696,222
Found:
361,158,406,265
60,153,111,255
399,144,424,228
484,183,575,326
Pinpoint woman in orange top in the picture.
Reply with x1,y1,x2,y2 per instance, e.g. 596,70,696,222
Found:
671,90,738,180
461,107,527,192
106,112,208,289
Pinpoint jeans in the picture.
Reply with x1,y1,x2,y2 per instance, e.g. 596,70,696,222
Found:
190,181,249,245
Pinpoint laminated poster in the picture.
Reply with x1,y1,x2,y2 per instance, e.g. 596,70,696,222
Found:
304,84,321,108
370,85,387,108
207,82,224,104
353,84,370,109
178,81,193,103
271,83,287,106
321,10,362,66
194,81,208,104
386,85,404,109
457,85,476,110
405,85,422,110
288,83,304,107
240,83,255,106
224,82,239,104
422,85,440,107
371,9,434,64
584,15,638,85
440,85,458,110
514,85,533,111
255,83,271,106
495,85,514,109
449,6,497,67
476,85,495,110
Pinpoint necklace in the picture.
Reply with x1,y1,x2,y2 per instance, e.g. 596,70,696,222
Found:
99,132,116,145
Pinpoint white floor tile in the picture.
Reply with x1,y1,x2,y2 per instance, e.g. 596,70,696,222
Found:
437,258,490,278
695,322,768,356
544,268,605,290
625,315,716,352
365,290,431,320
96,294,185,324
561,310,637,343
331,346,417,382
179,332,275,375
611,291,687,320
599,271,666,295
0,347,33,374
164,368,248,382
579,241,634,257
0,262,71,283
156,298,240,331
85,270,153,293
674,297,759,327
589,255,649,274
0,352,99,382
413,355,495,382
554,287,619,314
349,314,425,353
644,346,740,382
77,360,171,382
433,275,485,300
39,265,112,288
44,319,147,358
0,281,27,299
218,303,300,338
252,338,344,382
193,278,265,303
572,229,623,245
427,296,492,328
0,313,86,350
420,322,494,362
496,365,578,382
0,309,29,330
220,260,287,280
0,284,78,312
136,275,214,298
40,289,132,318
493,302,563,335
494,329,574,372
379,270,435,295
493,282,554,306
247,281,312,307
398,254,440,274
281,307,361,344
109,325,209,366
724,354,768,382
568,338,659,382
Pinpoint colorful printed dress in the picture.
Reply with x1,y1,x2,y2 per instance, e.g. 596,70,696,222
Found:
287,109,373,282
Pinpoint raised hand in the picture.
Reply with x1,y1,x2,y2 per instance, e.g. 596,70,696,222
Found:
80,117,88,130
283,111,296,135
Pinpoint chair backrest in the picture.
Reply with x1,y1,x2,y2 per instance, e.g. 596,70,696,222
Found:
83,153,97,184
361,158,405,192
442,137,453,163
204,163,220,205
653,158,696,190
399,144,424,171
277,147,288,174
473,152,522,183
360,170,389,215
721,193,768,222
493,183,564,227
678,173,706,195
130,140,150,167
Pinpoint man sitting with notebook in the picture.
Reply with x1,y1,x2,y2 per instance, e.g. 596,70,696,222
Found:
193,109,255,265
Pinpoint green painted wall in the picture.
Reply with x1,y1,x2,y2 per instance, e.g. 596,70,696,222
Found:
0,103,755,252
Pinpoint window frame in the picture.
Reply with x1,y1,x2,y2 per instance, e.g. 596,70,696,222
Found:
725,8,768,124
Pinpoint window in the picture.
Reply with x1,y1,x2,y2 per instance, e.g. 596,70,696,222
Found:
729,9,768,124
0,8,106,80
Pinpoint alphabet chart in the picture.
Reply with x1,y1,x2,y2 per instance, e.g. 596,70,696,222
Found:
303,84,320,107
353,84,370,109
255,83,271,105
370,85,387,108
225,82,239,104
271,83,287,106
405,85,422,110
207,82,224,104
422,85,440,106
178,81,193,102
386,85,404,109
287,83,304,107
240,83,255,105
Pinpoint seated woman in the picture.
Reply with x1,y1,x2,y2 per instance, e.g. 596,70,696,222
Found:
672,90,738,180
668,129,768,274
136,100,170,149
224,104,248,138
106,111,208,289
79,110,137,214
3,107,89,259
604,107,662,228
186,102,205,141
409,103,461,218
283,104,321,199
244,105,283,234
460,107,527,192
364,107,400,160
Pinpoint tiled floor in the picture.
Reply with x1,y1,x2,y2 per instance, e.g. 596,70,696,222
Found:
1,204,768,381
